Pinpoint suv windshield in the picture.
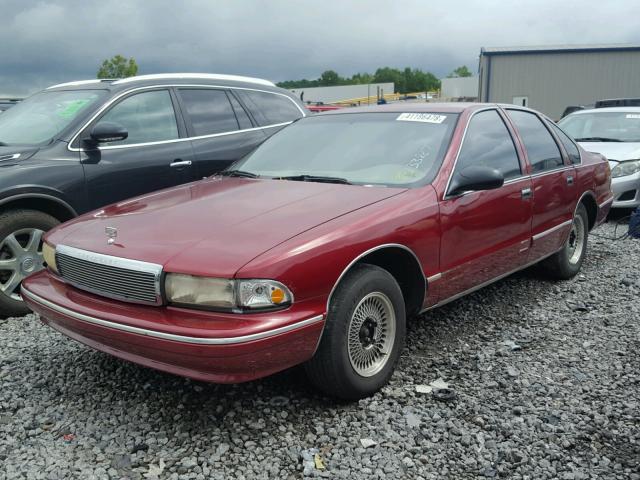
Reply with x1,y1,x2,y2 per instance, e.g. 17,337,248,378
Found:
0,89,106,146
559,111,640,142
233,112,458,186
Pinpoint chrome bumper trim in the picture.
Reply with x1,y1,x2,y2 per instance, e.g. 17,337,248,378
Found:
598,196,614,209
532,220,573,241
22,287,324,345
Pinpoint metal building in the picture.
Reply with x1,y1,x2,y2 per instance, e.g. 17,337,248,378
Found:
478,44,640,119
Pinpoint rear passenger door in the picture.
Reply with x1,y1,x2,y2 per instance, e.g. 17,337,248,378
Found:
505,109,576,261
233,89,305,137
176,88,267,177
438,109,532,301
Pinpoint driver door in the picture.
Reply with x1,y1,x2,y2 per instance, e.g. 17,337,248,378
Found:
78,88,196,211
437,109,533,301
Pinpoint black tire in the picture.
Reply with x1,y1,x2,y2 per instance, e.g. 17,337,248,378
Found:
540,203,589,280
0,209,60,318
305,263,406,400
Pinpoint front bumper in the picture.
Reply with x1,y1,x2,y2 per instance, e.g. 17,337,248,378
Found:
22,271,325,383
611,172,640,208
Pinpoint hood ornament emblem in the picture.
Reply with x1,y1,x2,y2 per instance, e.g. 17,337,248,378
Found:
105,226,117,245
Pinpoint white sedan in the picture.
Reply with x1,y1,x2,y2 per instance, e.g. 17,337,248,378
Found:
559,107,640,209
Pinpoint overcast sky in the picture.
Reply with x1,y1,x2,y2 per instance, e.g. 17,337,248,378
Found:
2,0,640,97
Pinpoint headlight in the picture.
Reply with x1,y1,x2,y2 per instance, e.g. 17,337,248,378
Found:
611,159,640,178
164,274,292,311
42,243,57,273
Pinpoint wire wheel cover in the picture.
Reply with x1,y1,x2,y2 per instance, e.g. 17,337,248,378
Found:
347,291,396,377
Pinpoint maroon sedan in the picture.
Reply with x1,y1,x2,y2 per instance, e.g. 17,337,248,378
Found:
22,104,612,399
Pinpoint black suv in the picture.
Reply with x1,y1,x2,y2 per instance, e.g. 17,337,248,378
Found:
0,74,306,316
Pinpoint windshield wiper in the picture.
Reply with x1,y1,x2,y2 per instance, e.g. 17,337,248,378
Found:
275,174,352,185
574,137,623,142
219,169,259,178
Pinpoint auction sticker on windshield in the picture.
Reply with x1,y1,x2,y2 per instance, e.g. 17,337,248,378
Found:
397,113,447,123
626,114,640,119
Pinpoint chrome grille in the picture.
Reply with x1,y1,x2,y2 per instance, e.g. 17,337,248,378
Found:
55,245,162,305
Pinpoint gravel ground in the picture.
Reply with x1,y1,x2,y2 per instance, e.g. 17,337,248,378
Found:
1,221,639,480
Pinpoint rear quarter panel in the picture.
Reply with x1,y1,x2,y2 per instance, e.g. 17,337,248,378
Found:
576,148,612,224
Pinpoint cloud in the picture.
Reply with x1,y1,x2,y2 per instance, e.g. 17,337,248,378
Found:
1,0,639,96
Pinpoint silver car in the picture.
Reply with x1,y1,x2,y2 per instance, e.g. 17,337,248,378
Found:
559,107,640,209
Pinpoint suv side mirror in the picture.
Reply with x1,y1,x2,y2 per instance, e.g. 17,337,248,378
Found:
448,166,504,196
89,122,128,144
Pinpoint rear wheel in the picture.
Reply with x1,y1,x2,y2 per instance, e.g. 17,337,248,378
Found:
0,209,59,317
305,264,406,400
540,203,589,280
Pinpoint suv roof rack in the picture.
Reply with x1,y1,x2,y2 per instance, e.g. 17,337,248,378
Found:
595,98,640,108
47,79,115,89
111,73,275,87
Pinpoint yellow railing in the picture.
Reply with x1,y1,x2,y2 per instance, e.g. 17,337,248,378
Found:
331,91,439,107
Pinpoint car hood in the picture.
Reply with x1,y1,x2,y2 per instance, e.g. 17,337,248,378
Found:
577,141,640,167
0,146,39,163
53,177,406,277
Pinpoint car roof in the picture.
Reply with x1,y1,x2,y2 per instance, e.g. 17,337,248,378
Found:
568,106,640,115
318,102,499,116
44,73,280,94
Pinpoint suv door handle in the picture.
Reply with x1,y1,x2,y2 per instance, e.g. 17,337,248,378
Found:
521,187,532,199
170,160,192,168
567,175,574,185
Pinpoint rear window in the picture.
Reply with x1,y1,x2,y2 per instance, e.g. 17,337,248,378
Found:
507,110,564,173
235,90,303,126
178,89,238,136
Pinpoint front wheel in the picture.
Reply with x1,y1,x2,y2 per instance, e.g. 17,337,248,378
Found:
540,203,589,280
305,264,406,400
0,209,60,318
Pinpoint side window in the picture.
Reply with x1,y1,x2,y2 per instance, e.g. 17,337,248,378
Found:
228,92,253,130
99,90,178,146
454,110,521,181
549,122,581,164
507,110,564,173
236,90,302,126
178,89,239,136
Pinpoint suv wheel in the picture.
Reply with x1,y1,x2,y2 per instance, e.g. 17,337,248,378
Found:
305,264,406,400
0,209,59,317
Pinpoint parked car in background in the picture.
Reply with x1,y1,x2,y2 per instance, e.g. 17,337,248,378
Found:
0,98,21,112
23,103,612,399
0,73,306,317
559,106,640,209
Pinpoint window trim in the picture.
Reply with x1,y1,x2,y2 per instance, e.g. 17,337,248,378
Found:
444,107,525,199
67,84,305,152
176,87,241,138
547,119,582,165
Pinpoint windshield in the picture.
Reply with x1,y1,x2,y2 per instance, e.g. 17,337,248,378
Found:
233,112,458,186
559,111,640,142
0,89,106,146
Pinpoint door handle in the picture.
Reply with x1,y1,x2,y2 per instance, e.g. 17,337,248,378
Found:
567,175,574,185
521,187,532,199
170,160,192,168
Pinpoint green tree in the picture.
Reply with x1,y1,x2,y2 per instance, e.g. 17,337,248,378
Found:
318,70,341,86
447,65,473,78
97,55,139,79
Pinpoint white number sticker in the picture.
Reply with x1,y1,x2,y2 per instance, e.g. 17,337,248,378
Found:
397,113,447,124
626,114,640,119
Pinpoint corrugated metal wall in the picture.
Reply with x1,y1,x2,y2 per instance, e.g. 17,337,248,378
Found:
479,50,640,119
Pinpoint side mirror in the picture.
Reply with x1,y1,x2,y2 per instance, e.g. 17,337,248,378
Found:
448,166,504,196
88,122,128,144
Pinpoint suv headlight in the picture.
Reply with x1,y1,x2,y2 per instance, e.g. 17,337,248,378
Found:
164,274,293,311
42,243,58,273
611,159,640,178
